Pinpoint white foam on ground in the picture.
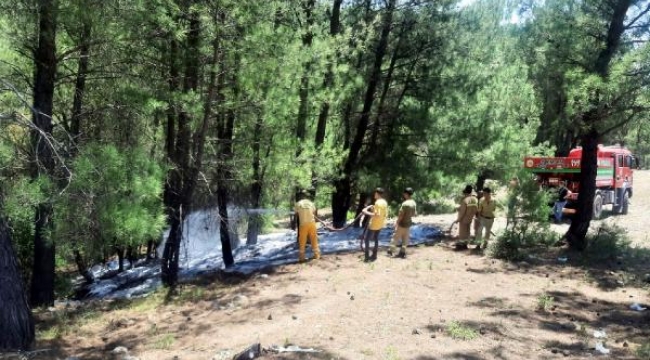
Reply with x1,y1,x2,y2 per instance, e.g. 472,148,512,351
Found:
85,211,443,299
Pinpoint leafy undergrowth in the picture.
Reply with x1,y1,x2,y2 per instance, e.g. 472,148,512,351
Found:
446,321,479,340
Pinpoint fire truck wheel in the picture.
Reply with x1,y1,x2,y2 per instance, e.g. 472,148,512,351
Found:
593,194,603,220
621,192,629,215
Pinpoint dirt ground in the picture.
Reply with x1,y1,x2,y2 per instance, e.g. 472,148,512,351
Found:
31,171,650,360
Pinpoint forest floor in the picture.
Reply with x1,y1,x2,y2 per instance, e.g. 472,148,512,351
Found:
31,171,650,360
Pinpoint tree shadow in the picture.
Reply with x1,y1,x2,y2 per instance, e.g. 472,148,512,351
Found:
452,238,650,292
259,349,350,360
542,339,637,360
468,296,507,308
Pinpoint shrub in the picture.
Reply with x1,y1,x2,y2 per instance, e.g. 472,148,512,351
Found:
583,223,631,263
491,170,555,260
446,321,478,340
537,293,555,312
54,144,166,265
491,221,557,261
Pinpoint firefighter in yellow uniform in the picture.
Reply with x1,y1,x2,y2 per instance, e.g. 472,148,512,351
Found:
389,187,417,259
362,187,388,262
476,187,496,249
457,185,478,242
294,190,321,262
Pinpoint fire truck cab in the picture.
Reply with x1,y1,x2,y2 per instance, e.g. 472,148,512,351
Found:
524,145,636,219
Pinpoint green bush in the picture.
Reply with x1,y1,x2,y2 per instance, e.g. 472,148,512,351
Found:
54,144,166,264
491,170,554,261
583,224,631,263
3,172,50,286
446,321,478,340
536,293,555,312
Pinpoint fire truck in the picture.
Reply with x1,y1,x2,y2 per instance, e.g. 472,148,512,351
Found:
523,145,636,219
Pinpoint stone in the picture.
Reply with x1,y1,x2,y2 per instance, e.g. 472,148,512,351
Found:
117,318,136,328
267,314,273,320
551,349,559,354
623,341,629,348
111,346,129,355
232,295,250,308
412,328,421,335
350,295,355,301
292,315,298,320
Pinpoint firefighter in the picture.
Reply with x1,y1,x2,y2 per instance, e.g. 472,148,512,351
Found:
476,187,496,248
294,189,321,262
457,185,478,243
362,187,388,262
553,180,571,224
389,187,417,258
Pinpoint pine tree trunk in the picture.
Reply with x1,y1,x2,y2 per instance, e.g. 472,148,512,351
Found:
0,218,35,351
146,239,158,259
312,0,342,189
217,187,234,267
161,6,203,287
246,190,262,246
216,105,235,265
331,0,396,227
332,178,352,228
296,0,314,158
30,0,58,307
564,0,631,249
117,247,125,273
565,129,599,250
215,30,238,267
161,213,182,285
74,250,94,283
353,192,368,227
70,21,92,143
247,116,264,245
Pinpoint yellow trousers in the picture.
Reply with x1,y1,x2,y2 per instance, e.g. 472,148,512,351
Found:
458,221,472,240
390,226,410,253
298,222,320,261
475,217,494,242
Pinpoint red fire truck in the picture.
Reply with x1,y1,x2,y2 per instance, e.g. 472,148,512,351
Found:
523,145,636,219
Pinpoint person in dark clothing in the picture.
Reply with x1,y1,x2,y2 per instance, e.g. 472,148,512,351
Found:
553,181,571,223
